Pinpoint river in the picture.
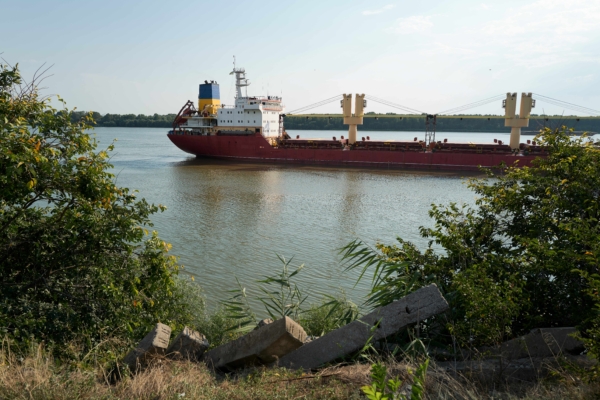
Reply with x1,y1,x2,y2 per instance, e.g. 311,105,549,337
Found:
94,127,503,309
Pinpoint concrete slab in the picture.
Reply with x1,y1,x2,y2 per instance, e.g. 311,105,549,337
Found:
255,318,273,329
123,323,171,370
436,354,595,383
205,316,306,370
278,284,448,370
484,327,584,359
166,327,209,361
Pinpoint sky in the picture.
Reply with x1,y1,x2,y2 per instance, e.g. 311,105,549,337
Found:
1,0,599,116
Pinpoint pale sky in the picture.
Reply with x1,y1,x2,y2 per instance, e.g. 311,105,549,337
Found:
2,0,599,116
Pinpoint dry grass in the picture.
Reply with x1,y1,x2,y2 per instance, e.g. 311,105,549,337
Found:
1,343,600,399
0,343,361,400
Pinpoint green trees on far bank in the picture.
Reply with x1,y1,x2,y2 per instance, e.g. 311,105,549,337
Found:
69,110,600,133
285,115,600,133
342,127,600,348
0,63,194,351
69,111,177,128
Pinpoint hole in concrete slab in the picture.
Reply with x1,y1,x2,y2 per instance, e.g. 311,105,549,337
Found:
405,306,411,314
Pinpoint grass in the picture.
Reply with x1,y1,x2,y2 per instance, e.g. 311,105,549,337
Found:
0,342,361,400
3,269,599,399
2,341,600,400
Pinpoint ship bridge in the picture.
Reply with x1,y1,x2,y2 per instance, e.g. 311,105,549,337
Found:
213,59,286,137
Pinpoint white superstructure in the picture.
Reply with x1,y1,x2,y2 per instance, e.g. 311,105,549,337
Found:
217,64,284,137
179,61,285,138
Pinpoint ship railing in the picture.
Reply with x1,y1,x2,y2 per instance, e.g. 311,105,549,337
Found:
278,139,342,149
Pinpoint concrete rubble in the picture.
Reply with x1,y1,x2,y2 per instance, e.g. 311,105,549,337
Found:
205,316,307,370
255,318,273,330
483,327,584,359
166,326,209,361
436,355,594,383
277,284,449,370
123,323,171,370
435,327,587,383
121,297,588,380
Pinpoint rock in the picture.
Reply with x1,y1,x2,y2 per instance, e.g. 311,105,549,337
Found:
482,327,584,360
436,354,595,383
434,327,588,383
304,335,319,344
166,327,209,361
436,358,541,383
254,318,274,330
123,323,171,370
205,316,306,370
278,284,449,370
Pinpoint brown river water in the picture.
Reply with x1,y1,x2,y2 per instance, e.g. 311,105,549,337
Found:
94,127,493,309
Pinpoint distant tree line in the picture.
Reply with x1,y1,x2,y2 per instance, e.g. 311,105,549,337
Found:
69,111,600,133
284,115,600,133
69,111,177,128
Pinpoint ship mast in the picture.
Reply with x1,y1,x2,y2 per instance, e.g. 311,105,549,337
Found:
230,56,250,98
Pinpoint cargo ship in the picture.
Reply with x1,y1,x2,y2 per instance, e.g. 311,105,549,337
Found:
167,65,545,171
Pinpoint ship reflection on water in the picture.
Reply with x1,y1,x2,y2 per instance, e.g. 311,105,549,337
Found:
96,127,479,309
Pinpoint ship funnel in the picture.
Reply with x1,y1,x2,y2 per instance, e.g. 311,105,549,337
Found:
199,82,221,115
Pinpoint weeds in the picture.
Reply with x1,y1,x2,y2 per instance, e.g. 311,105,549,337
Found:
3,337,600,399
257,255,308,322
298,291,359,337
222,278,258,334
0,341,362,399
361,359,429,400
222,255,360,336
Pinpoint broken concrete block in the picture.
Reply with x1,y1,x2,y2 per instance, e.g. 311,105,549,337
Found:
166,327,209,361
254,318,274,330
205,316,306,370
278,284,449,370
123,323,171,370
484,327,584,359
436,354,595,383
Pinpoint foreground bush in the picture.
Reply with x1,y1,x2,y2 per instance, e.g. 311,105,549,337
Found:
343,127,600,347
0,63,191,350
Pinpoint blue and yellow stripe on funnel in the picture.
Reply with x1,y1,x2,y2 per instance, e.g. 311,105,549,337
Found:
199,83,220,112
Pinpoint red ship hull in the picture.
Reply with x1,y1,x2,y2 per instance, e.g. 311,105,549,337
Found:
167,133,539,171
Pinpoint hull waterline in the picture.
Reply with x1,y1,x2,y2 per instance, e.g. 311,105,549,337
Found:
167,133,539,172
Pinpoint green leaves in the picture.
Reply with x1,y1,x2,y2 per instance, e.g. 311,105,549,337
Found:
220,255,360,337
343,127,600,348
298,291,359,337
340,239,426,308
257,255,307,322
0,62,185,353
361,360,429,400
221,255,309,333
222,278,257,334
